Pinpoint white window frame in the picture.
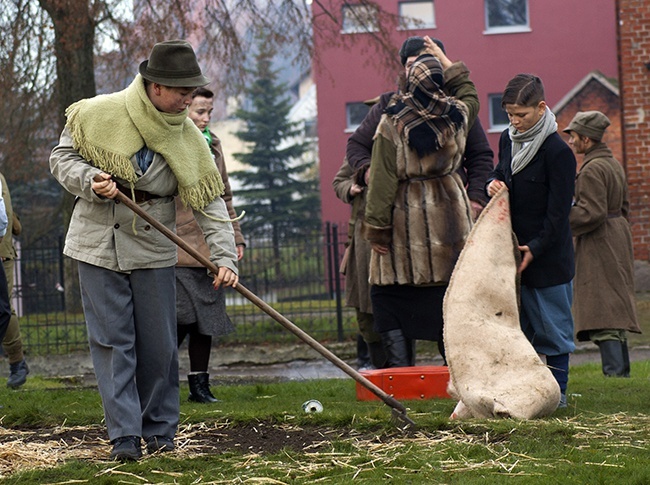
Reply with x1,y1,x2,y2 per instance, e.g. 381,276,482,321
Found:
484,0,530,35
345,102,370,132
341,3,379,34
398,1,436,31
488,93,510,132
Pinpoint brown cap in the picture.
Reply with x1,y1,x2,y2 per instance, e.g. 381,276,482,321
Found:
562,111,611,141
139,40,209,87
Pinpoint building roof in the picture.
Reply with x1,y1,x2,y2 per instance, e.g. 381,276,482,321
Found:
553,71,619,114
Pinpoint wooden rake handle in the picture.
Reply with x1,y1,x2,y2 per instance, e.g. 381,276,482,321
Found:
111,188,415,427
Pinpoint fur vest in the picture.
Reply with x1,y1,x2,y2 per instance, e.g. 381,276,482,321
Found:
364,114,472,286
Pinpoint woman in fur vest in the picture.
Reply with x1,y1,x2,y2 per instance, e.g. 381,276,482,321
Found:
363,37,478,367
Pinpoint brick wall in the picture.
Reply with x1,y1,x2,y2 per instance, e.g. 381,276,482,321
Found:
618,0,650,261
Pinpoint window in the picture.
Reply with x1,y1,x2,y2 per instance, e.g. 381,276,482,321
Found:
346,102,370,131
399,1,435,30
488,94,510,131
484,0,529,34
342,4,378,33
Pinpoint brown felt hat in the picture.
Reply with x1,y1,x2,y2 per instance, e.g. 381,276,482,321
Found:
562,111,611,141
139,40,209,87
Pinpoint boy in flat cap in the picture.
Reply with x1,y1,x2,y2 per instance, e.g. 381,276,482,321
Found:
50,40,238,461
564,110,641,377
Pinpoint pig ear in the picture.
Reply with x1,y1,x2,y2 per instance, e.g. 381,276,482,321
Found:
443,189,561,419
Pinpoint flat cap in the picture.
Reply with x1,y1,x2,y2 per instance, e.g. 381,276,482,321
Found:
562,111,611,141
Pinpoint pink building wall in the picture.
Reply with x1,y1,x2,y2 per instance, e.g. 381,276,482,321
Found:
312,0,619,225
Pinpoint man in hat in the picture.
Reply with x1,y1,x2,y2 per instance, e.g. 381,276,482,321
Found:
564,111,641,377
50,40,238,461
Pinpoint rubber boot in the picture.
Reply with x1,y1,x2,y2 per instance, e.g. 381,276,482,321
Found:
356,334,373,370
598,340,626,377
367,341,388,369
621,341,631,377
437,331,447,366
381,329,415,367
188,373,219,403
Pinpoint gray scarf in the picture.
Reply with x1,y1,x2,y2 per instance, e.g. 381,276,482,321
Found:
509,106,558,175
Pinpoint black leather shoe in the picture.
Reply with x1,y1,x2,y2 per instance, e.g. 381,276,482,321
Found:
110,435,142,461
146,435,175,454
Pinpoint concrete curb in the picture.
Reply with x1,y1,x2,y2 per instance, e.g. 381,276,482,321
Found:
13,342,650,387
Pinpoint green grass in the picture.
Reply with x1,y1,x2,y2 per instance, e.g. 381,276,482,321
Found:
2,293,649,481
1,360,649,483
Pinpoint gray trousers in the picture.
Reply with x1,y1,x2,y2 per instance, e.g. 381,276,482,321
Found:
78,262,179,442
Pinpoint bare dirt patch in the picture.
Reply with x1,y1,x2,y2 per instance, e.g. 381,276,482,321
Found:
0,422,378,477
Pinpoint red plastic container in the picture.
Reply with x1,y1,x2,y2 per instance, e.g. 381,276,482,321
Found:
356,366,451,401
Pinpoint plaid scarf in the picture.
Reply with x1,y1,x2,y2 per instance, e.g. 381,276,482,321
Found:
386,54,466,157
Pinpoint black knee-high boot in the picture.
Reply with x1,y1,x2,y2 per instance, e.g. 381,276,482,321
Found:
367,341,388,369
597,340,627,377
381,329,415,367
621,341,631,377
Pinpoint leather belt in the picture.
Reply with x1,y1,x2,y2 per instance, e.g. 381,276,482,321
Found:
607,210,622,219
115,182,163,203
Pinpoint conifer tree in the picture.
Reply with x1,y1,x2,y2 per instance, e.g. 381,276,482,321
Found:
231,41,321,266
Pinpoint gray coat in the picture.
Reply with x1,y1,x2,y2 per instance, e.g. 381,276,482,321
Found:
569,143,641,340
50,128,237,274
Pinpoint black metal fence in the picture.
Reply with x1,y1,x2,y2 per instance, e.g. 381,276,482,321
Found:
12,223,355,356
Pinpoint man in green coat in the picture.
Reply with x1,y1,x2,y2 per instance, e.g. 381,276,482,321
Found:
564,111,642,377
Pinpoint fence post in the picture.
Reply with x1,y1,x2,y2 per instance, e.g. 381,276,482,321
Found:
331,224,344,342
58,234,65,311
325,221,334,299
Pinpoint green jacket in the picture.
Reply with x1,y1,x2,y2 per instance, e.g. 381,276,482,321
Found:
0,173,18,260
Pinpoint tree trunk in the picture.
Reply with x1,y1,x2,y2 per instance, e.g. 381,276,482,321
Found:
38,0,97,313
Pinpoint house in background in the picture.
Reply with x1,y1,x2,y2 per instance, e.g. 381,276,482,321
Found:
553,71,621,164
311,0,619,226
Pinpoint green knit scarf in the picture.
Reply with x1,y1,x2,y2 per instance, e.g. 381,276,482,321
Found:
65,74,224,210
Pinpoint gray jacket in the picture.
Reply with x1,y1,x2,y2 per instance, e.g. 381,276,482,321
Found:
50,128,238,274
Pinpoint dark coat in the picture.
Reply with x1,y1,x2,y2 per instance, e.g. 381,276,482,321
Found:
346,93,493,206
489,131,576,288
569,143,641,339
332,161,373,314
